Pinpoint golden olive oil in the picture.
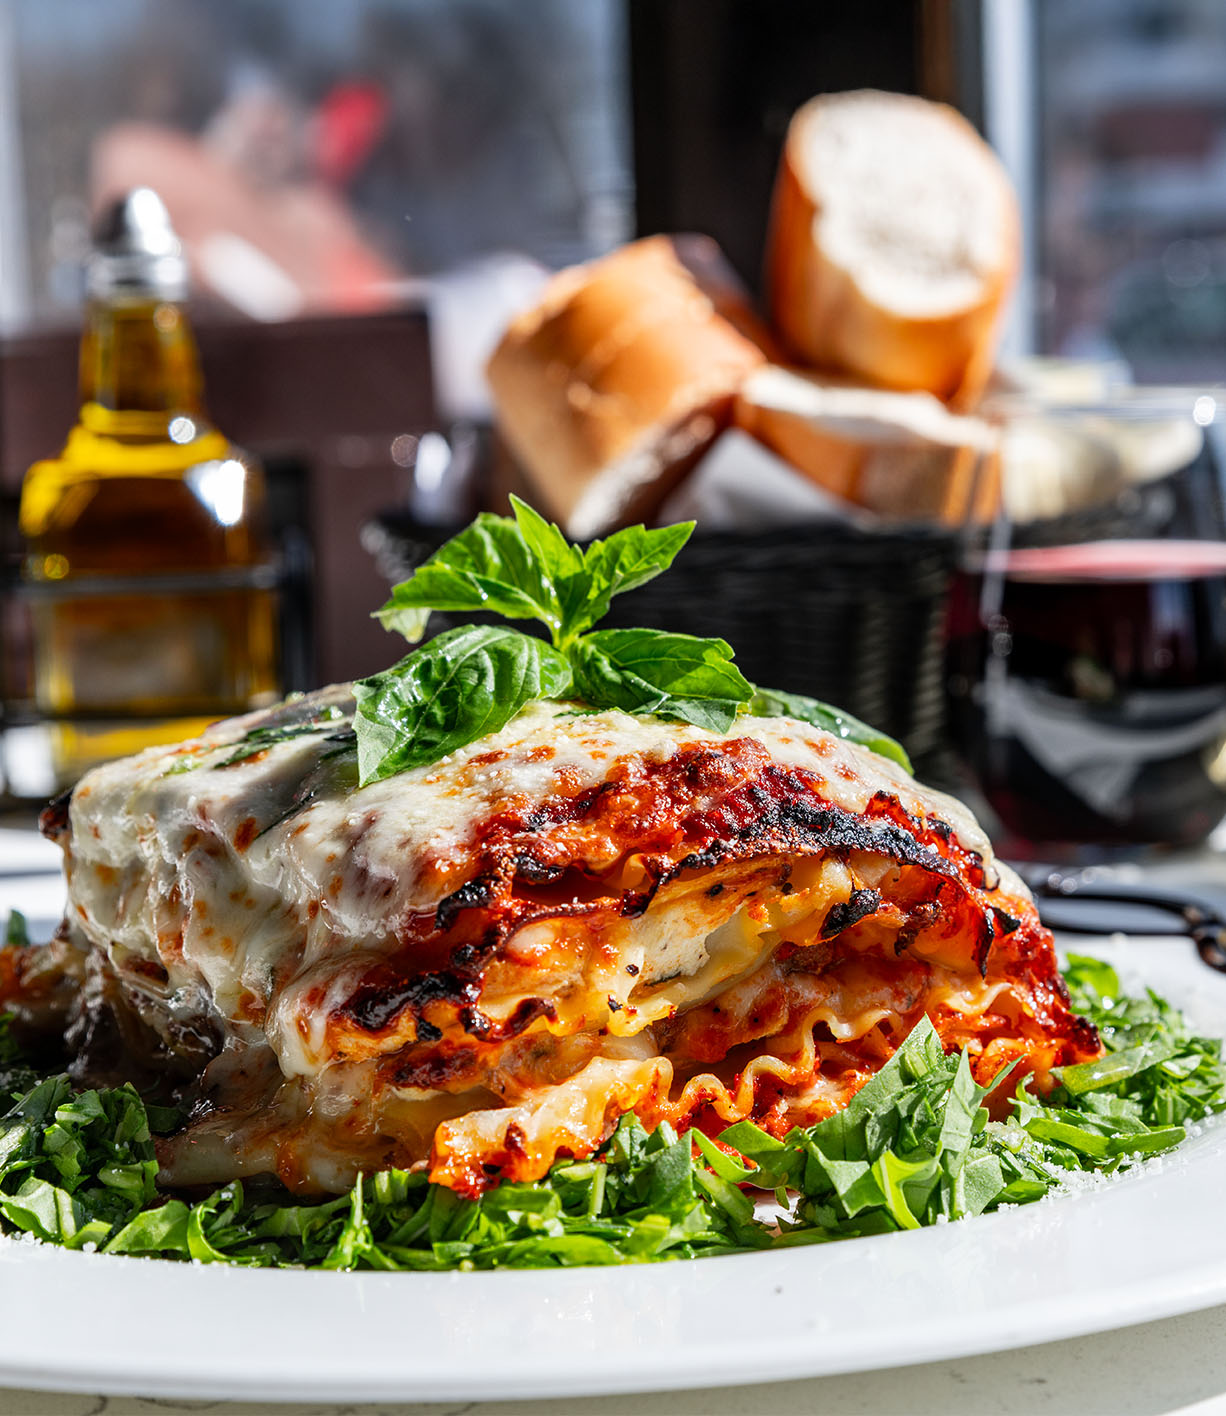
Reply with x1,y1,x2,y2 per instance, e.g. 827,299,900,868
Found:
19,192,279,785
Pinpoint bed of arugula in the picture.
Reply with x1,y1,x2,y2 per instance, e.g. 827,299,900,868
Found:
0,954,1221,1270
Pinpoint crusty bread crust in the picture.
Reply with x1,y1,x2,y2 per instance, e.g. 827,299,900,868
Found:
766,91,1020,407
735,366,1000,525
486,236,766,538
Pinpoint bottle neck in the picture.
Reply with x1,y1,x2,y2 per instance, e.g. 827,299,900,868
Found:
78,297,205,428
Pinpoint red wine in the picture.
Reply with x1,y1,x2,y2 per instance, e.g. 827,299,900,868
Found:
945,540,1226,849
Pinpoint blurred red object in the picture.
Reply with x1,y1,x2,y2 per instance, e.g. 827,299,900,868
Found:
315,82,390,189
92,120,403,319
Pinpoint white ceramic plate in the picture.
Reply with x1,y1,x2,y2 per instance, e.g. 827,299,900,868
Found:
1,867,1225,1402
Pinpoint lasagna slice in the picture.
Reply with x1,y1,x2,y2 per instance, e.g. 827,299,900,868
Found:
3,689,1098,1197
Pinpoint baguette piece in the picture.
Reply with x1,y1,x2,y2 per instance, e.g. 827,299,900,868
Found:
486,235,767,538
767,90,1020,405
735,365,999,525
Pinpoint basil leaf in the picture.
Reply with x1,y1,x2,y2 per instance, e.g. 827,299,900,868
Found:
570,520,694,637
716,1120,802,1192
690,1129,757,1184
873,1150,940,1230
937,1048,991,1176
105,1199,191,1255
353,626,573,786
506,495,606,644
749,685,912,774
572,628,753,733
1,1176,80,1244
376,502,695,650
375,513,563,643
958,1152,1007,1217
509,496,584,590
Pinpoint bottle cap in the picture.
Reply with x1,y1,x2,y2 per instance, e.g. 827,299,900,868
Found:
87,188,189,302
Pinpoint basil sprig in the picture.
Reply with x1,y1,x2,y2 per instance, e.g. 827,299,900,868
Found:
356,496,908,785
375,497,692,650
356,499,753,783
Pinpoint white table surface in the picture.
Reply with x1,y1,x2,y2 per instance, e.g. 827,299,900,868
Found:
5,827,1226,1415
2,1305,1226,1414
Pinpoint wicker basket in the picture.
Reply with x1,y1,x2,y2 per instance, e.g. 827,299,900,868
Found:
363,513,959,765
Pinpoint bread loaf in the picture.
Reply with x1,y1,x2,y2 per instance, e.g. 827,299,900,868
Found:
735,365,999,524
767,90,1020,406
486,235,767,538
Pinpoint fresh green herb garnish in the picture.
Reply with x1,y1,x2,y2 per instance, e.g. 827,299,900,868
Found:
571,629,751,735
212,717,345,770
1054,954,1226,1125
354,625,573,782
162,703,351,777
747,686,913,773
375,499,692,650
4,910,30,950
0,958,1219,1268
0,1076,158,1249
357,498,904,785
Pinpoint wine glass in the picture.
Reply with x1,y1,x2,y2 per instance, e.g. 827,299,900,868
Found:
945,388,1226,859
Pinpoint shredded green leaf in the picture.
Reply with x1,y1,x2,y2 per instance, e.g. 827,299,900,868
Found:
160,701,351,777
0,957,1219,1268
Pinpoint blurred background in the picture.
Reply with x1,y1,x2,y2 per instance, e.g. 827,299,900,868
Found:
8,3,1226,373
2,0,1226,837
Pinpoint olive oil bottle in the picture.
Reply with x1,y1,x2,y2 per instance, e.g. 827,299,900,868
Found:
19,189,280,786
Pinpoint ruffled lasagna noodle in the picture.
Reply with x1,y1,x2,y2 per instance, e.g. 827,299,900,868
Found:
2,690,1098,1198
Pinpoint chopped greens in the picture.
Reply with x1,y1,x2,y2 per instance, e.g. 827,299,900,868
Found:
161,702,351,777
0,1077,158,1249
357,499,910,784
0,957,1219,1268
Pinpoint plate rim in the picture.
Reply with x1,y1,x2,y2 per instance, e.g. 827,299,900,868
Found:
2,1127,1226,1404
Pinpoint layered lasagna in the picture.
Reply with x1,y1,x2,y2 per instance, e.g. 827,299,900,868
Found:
2,689,1098,1198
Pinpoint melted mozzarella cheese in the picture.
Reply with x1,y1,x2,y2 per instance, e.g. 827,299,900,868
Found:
65,692,997,1077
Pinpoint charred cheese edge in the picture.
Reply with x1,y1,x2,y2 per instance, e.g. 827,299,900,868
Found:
19,689,1097,1197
